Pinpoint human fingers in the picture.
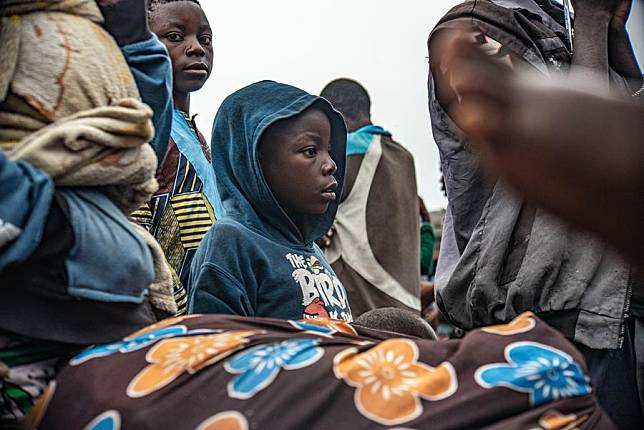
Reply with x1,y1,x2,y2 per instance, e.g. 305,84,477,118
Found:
437,33,517,143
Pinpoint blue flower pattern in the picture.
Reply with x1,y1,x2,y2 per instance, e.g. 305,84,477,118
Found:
225,338,324,399
475,341,591,406
70,326,214,365
84,410,120,430
289,320,336,336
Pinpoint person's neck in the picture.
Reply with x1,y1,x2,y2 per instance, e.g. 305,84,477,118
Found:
174,91,190,115
346,118,372,133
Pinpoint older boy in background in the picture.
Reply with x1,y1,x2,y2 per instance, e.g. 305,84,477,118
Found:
132,0,221,315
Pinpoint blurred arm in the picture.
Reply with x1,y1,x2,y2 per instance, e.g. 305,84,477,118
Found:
121,36,174,161
100,0,173,160
436,33,644,269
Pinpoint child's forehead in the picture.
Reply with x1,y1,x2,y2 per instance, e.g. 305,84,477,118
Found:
261,108,331,143
151,1,211,29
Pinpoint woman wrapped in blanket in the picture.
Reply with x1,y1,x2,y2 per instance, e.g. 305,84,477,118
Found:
0,0,175,426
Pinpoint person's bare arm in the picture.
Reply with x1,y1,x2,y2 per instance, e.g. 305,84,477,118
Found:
608,0,643,92
570,0,642,92
569,0,617,89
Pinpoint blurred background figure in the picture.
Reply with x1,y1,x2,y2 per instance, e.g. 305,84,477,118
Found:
419,196,436,281
320,79,421,318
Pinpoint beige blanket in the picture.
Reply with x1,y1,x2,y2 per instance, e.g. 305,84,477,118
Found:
0,0,174,314
8,99,158,214
0,0,158,211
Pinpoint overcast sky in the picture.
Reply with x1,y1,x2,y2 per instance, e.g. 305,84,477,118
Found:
191,0,643,211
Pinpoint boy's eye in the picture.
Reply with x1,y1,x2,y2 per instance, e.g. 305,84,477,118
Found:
303,147,318,157
165,32,183,42
199,35,213,45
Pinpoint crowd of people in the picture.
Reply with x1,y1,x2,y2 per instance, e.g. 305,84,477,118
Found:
0,0,642,429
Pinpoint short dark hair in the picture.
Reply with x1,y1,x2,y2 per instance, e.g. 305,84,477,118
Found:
320,78,371,122
148,0,201,21
354,308,437,340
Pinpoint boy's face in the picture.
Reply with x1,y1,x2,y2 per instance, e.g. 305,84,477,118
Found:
150,1,213,95
259,107,338,218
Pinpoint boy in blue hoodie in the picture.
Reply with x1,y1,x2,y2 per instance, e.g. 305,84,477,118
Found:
188,81,353,321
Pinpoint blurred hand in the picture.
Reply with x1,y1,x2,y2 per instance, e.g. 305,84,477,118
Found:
420,280,435,310
437,29,644,270
97,0,150,46
423,303,440,331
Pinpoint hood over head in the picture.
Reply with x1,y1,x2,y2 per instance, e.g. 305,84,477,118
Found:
211,80,347,245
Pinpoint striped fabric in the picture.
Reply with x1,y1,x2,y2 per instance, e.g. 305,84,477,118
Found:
132,114,216,315
171,192,214,249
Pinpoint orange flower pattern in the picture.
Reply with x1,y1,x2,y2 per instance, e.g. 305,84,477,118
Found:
333,338,457,425
482,312,536,336
70,315,214,366
127,330,256,398
40,314,609,429
196,411,249,430
534,410,588,430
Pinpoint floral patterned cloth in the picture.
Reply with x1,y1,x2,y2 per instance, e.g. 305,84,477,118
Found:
33,313,615,429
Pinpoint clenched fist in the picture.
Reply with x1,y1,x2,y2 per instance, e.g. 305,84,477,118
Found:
97,0,151,46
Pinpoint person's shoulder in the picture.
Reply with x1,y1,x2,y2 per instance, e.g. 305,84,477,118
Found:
435,0,482,26
444,0,478,15
207,218,250,241
433,0,517,36
381,135,410,152
195,219,262,271
441,0,513,19
380,136,415,164
204,218,271,253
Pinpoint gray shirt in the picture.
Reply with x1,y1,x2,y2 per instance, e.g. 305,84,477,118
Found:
429,0,632,349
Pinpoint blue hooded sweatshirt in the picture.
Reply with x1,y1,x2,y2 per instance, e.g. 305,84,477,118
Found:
187,81,353,321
